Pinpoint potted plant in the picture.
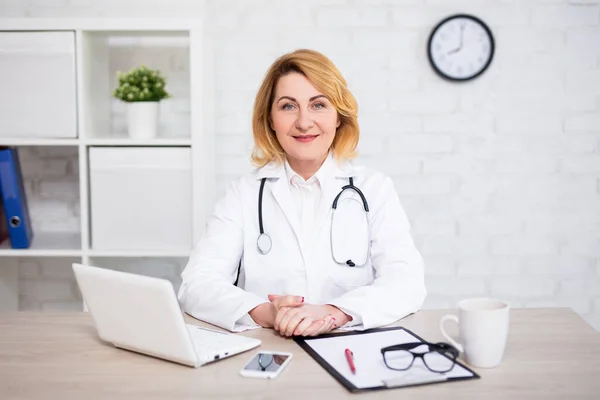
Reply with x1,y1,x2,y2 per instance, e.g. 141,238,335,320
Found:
113,65,171,139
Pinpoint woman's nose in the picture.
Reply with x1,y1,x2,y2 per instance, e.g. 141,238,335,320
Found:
295,109,314,131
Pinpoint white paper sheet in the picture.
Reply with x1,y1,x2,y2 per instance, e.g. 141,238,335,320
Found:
305,328,475,390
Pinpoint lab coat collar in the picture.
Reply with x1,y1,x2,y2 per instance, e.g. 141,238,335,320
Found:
256,153,354,181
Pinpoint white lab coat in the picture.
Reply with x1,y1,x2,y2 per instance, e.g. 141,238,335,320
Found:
178,157,426,332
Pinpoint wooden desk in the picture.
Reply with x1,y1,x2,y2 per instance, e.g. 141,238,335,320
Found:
1,308,599,399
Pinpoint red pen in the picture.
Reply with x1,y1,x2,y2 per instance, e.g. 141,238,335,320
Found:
345,348,356,374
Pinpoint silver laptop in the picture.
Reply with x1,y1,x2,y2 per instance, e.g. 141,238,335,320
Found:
72,263,261,368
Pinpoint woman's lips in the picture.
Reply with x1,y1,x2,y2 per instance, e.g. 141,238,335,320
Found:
293,135,318,143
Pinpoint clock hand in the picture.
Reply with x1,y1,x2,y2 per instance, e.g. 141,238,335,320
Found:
447,23,466,55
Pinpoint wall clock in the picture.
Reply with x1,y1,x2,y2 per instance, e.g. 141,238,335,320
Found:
427,14,495,82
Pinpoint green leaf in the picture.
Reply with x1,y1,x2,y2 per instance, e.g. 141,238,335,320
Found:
112,64,172,102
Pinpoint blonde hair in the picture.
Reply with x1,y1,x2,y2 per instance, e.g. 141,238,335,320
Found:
251,49,359,168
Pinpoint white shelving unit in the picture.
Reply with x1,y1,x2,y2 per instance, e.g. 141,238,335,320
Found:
0,18,215,310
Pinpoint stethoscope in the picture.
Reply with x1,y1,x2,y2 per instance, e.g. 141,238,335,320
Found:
256,176,370,267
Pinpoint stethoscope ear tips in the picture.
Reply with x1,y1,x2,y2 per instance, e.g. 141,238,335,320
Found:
346,260,356,267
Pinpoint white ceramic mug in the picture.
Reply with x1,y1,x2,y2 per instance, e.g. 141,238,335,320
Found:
440,298,510,368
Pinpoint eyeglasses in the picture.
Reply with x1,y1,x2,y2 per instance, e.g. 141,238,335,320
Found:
381,342,459,373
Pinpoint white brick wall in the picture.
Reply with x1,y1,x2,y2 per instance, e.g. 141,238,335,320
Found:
2,0,599,332
18,147,80,233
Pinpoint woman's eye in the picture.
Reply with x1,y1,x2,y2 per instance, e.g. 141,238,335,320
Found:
281,103,295,110
313,102,326,109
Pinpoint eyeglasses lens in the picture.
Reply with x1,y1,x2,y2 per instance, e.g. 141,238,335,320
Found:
423,350,455,372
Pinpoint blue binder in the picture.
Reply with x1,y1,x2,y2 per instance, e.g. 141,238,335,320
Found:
0,195,8,245
0,147,34,249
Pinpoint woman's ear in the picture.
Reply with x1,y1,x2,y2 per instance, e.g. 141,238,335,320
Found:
268,115,274,131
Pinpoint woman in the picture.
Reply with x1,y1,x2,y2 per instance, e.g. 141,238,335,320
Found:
178,49,426,337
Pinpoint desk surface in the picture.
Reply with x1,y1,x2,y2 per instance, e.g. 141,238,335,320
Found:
1,308,599,399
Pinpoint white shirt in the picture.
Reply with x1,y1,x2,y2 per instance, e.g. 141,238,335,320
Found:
284,158,327,249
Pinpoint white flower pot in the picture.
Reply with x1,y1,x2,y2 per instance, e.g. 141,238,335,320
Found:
127,101,159,139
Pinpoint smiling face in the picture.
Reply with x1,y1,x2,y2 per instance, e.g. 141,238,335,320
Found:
269,72,340,176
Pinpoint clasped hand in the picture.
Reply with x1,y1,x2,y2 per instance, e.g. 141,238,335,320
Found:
268,294,337,337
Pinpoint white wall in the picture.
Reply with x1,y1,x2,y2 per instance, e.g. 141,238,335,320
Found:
2,0,599,331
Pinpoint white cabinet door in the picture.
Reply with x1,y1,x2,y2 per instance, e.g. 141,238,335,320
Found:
0,31,77,138
89,147,192,252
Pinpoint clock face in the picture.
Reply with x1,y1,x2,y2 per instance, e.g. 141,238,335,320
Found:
427,14,495,81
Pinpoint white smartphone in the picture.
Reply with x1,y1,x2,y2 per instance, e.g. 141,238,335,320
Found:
239,351,293,379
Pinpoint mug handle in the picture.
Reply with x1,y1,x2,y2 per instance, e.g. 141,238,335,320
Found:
440,315,464,353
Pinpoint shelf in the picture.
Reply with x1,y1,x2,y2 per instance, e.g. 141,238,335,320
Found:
0,233,191,258
0,19,206,267
0,18,201,32
84,137,191,147
80,30,191,142
87,249,191,258
0,138,80,147
0,232,81,257
0,137,192,147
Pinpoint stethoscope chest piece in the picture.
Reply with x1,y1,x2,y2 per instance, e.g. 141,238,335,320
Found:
257,233,272,255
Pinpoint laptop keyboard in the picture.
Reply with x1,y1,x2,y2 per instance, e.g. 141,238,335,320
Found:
186,325,255,361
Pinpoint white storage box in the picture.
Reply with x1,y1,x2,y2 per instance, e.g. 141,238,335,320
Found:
89,147,192,251
0,32,77,138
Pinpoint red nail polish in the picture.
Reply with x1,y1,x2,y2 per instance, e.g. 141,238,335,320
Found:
301,296,304,302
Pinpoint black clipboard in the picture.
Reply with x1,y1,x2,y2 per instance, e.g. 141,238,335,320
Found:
293,326,480,393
